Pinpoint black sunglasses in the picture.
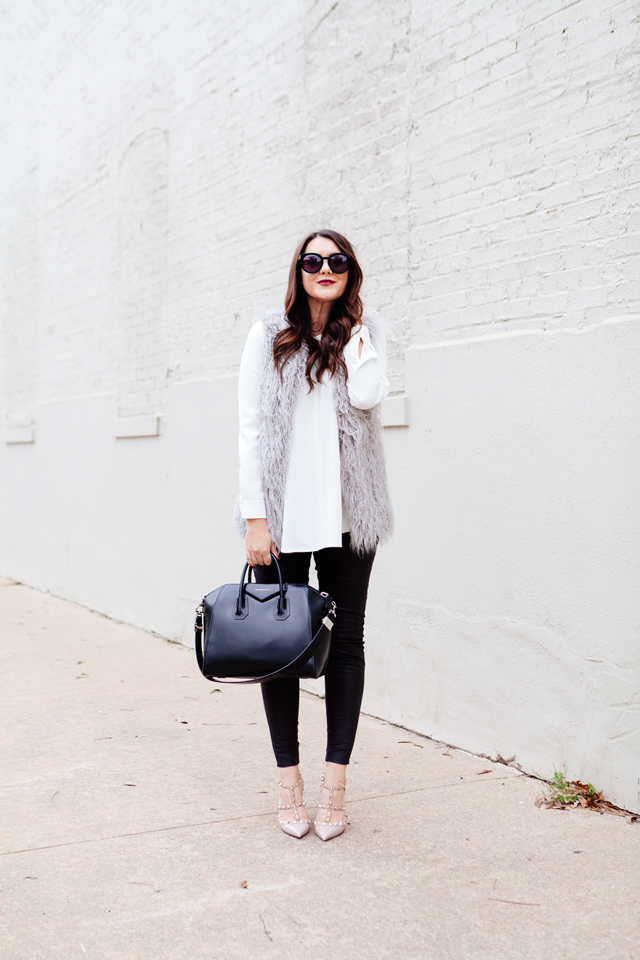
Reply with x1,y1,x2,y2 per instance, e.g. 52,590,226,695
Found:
298,252,351,274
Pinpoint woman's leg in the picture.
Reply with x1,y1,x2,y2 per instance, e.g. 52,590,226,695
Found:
254,551,311,820
314,533,376,820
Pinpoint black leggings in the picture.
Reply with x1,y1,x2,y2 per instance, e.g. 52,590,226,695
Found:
254,532,376,767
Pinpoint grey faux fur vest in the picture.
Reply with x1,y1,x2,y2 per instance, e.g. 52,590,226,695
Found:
233,308,394,556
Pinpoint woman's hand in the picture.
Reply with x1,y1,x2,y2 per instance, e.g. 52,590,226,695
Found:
245,518,279,567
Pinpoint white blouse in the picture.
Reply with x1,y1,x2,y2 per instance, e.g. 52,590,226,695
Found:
238,320,389,553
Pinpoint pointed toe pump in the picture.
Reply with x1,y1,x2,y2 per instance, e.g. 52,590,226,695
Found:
277,775,310,839
314,774,347,841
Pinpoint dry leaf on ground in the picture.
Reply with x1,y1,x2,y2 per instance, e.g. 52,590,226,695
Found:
536,773,638,822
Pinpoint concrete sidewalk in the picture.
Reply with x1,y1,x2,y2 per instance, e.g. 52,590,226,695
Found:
1,579,638,960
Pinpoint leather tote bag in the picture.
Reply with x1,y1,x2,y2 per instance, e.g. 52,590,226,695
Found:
195,554,336,684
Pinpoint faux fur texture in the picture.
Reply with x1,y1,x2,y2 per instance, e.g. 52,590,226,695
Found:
233,308,394,555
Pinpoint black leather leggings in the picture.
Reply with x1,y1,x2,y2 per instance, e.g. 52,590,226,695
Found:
254,533,376,767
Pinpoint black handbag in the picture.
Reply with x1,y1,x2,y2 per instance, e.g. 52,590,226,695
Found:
195,554,336,684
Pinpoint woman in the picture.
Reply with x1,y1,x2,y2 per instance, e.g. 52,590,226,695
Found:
234,230,393,840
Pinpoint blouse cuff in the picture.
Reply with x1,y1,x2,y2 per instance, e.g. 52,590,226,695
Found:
240,499,267,519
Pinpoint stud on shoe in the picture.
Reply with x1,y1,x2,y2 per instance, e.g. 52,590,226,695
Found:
314,774,347,841
277,775,310,839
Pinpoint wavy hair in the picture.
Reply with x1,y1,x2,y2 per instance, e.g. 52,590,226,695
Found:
273,230,363,390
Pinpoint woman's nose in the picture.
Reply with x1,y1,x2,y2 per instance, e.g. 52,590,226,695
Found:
320,258,332,274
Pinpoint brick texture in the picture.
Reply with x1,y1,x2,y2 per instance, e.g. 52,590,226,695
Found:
1,0,637,419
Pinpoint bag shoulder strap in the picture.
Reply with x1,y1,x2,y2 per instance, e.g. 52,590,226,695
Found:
195,599,336,685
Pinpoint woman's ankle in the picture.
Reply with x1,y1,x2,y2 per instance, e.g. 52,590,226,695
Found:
277,764,302,786
323,761,347,787
277,767,309,824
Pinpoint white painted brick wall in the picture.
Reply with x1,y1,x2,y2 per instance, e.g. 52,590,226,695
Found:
0,0,419,408
408,0,639,341
2,0,635,415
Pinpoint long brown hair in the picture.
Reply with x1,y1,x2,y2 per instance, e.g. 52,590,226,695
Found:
273,230,363,390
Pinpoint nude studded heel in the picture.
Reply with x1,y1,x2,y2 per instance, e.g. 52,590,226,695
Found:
314,774,347,841
277,775,310,839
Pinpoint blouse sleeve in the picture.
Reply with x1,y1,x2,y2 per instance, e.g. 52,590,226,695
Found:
238,322,267,519
343,322,390,410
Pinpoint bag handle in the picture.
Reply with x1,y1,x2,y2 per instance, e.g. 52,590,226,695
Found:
195,594,336,685
236,553,285,616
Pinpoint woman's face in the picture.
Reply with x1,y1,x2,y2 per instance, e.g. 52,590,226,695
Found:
300,236,349,308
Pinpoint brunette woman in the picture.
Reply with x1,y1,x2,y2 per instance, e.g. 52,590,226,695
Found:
234,230,393,840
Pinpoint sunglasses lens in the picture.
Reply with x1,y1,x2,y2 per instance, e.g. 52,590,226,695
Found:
328,254,350,273
301,254,322,273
